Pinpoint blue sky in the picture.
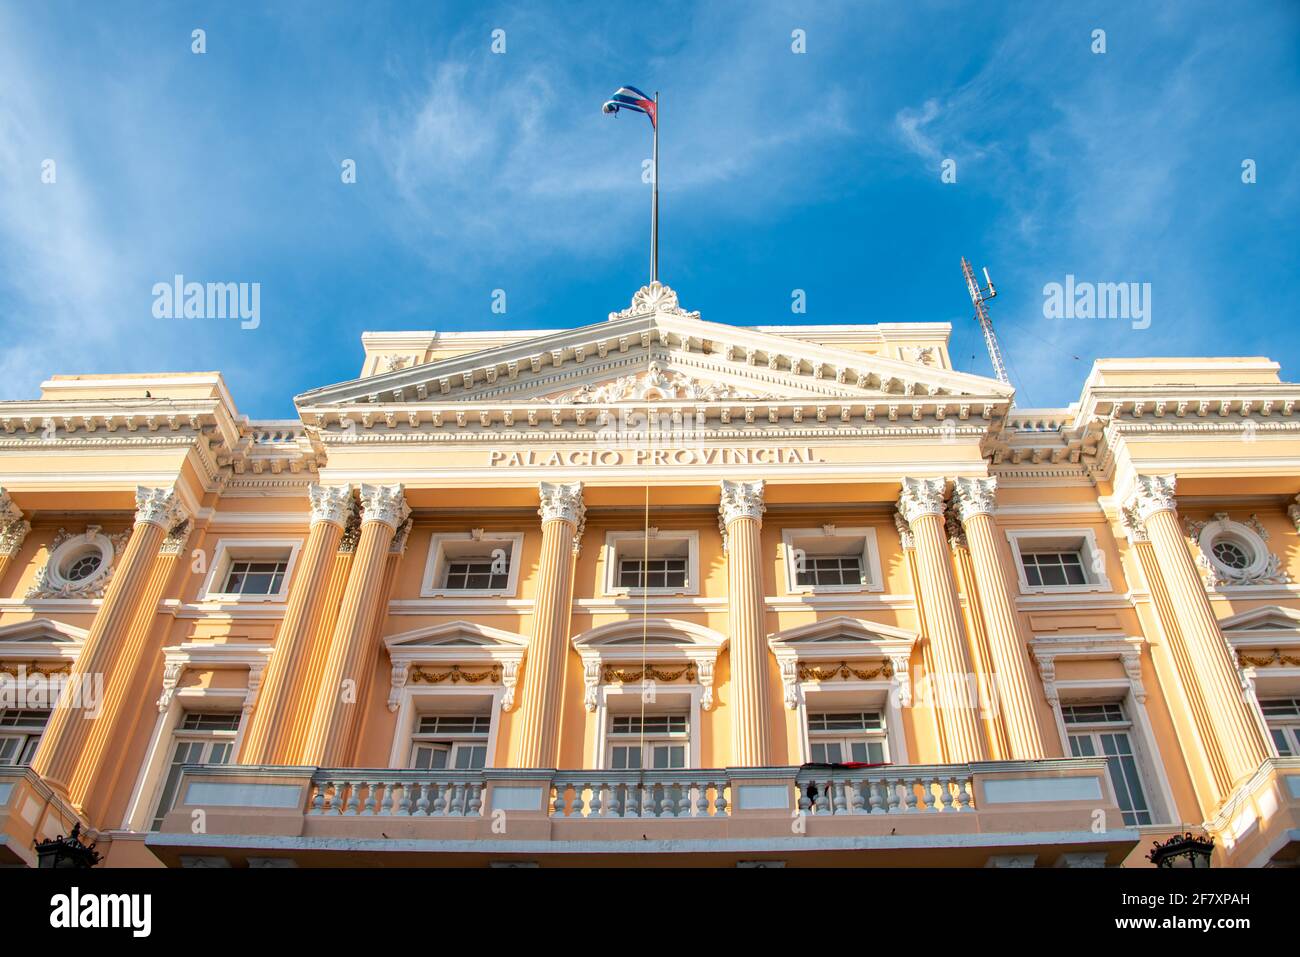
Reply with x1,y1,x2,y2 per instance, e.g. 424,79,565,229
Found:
1,1,1297,417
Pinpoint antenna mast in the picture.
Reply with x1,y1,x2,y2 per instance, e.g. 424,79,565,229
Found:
961,256,1010,387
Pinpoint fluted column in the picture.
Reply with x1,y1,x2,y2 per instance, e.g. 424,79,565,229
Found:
1126,475,1269,786
0,489,31,590
240,484,353,765
720,480,771,767
515,482,584,768
31,486,188,799
952,477,1048,760
898,478,987,763
301,484,408,767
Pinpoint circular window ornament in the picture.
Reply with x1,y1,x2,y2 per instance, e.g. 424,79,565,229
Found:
28,526,117,598
1186,513,1289,588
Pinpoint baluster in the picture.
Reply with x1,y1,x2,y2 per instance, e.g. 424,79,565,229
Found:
677,781,692,818
552,783,567,817
451,782,466,816
696,782,712,818
624,782,640,817
414,782,430,816
396,782,411,816
468,782,483,817
814,780,830,814
850,778,866,814
904,777,920,812
361,781,378,816
589,781,603,817
936,777,953,811
435,782,451,816
954,777,973,811
659,783,675,818
886,777,902,813
310,781,326,814
343,780,361,815
867,779,884,814
798,781,812,816
608,782,624,818
714,782,728,816
379,781,396,816
915,777,933,812
571,782,586,818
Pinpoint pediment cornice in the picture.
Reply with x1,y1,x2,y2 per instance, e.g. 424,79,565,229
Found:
296,292,1012,413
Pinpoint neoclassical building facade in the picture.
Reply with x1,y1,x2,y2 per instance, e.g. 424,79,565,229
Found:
1,282,1298,867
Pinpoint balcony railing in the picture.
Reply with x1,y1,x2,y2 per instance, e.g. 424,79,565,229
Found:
306,767,980,818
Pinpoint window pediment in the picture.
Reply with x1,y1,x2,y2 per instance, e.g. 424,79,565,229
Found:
572,619,725,712
384,621,526,713
768,617,917,711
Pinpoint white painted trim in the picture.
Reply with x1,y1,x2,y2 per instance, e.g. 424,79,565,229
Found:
197,537,304,603
387,684,504,770
592,682,703,770
779,525,883,595
420,530,525,598
795,679,908,765
601,529,700,597
1005,527,1112,595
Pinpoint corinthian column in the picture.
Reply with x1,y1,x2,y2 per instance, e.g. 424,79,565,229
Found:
515,482,584,768
240,484,353,765
720,479,771,767
952,477,1048,760
0,489,31,587
31,486,188,800
898,478,987,763
1125,475,1269,786
301,484,408,767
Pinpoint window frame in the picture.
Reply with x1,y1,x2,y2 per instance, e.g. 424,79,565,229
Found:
149,710,241,830
0,709,50,766
602,530,700,597
409,713,492,770
593,684,702,770
605,712,691,770
198,538,303,603
1006,528,1111,595
805,709,890,765
421,531,525,598
1061,701,1154,827
781,526,883,595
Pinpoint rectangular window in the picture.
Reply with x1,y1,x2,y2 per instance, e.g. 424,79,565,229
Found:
617,557,688,589
807,711,888,765
1063,702,1152,826
1260,697,1300,757
151,711,239,830
607,712,689,769
605,531,697,595
222,560,288,595
1020,551,1087,587
443,558,509,591
796,555,865,587
410,714,490,770
0,709,50,766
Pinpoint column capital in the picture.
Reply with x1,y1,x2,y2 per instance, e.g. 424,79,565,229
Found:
0,488,29,558
0,488,22,524
897,477,946,525
308,483,355,528
134,486,189,530
357,483,410,530
718,479,765,526
1124,473,1177,523
538,481,585,525
952,476,998,522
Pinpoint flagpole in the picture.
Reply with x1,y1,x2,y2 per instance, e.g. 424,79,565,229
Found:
651,91,659,283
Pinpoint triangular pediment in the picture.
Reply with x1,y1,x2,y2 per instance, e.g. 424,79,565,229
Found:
572,618,727,650
768,616,917,656
1220,605,1300,636
384,620,528,653
0,618,87,645
297,285,1011,412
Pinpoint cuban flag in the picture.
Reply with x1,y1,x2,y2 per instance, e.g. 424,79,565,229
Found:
602,86,656,128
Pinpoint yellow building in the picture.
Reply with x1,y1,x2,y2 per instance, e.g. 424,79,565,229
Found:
1,281,1298,867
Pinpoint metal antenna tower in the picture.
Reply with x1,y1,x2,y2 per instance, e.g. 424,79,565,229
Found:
960,256,1010,386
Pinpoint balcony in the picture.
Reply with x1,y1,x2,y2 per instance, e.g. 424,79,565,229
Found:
0,766,89,867
146,758,1144,867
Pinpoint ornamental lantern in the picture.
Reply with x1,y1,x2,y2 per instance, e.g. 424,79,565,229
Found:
34,822,102,869
1147,832,1214,868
